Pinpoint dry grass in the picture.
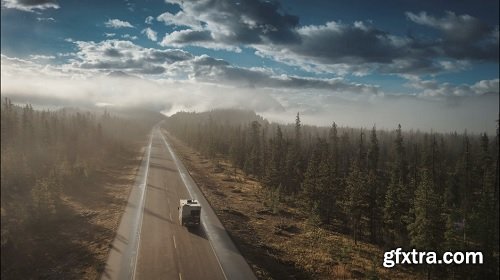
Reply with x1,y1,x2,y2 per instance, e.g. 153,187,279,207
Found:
166,132,423,280
0,145,143,280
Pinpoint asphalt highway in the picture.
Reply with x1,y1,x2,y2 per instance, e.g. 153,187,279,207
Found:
101,127,256,280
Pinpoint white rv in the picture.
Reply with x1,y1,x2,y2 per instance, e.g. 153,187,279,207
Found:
179,199,201,227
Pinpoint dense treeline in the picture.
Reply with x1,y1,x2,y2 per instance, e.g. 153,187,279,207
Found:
165,109,499,279
1,98,162,247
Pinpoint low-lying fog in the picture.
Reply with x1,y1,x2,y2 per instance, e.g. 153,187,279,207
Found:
1,60,498,134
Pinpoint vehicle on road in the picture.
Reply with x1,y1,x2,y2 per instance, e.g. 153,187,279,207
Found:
179,199,201,227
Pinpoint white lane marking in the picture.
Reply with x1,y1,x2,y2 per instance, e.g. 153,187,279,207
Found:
173,235,177,249
159,130,228,280
179,273,182,280
170,212,172,221
131,129,154,280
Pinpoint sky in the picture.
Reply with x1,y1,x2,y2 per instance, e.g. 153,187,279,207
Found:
1,0,499,133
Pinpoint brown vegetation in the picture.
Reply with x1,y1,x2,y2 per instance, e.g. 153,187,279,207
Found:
166,131,421,279
164,109,499,279
1,98,163,279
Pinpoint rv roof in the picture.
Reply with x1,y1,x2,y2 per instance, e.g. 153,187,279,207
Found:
180,199,200,205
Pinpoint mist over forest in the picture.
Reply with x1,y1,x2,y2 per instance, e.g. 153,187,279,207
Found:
1,65,498,134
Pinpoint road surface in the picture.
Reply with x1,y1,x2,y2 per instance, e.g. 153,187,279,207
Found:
101,126,256,280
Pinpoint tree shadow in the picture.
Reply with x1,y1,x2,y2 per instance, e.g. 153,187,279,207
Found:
143,208,174,224
149,163,178,173
1,202,114,280
221,220,312,279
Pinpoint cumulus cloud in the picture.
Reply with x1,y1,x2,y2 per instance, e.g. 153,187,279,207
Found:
104,19,134,29
188,55,379,94
29,54,55,60
62,39,498,103
1,0,59,12
121,34,138,40
157,10,202,29
64,39,380,94
408,78,499,98
160,0,300,46
160,29,242,52
255,21,438,75
2,53,498,133
158,1,428,75
1,54,86,80
406,11,489,43
145,16,154,25
406,11,499,61
142,27,158,42
69,40,193,75
36,17,55,22
157,0,498,75
1,54,285,114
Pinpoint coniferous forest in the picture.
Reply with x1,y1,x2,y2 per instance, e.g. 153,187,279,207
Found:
165,109,499,279
0,98,163,277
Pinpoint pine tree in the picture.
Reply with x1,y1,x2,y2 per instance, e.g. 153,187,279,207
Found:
468,133,498,278
384,124,410,247
459,133,472,245
408,170,444,249
244,121,262,176
295,112,302,151
326,122,341,224
264,126,286,189
317,155,334,224
345,162,368,245
408,170,444,279
339,131,352,178
367,125,381,243
343,131,370,244
303,138,322,212
284,113,303,194
329,122,339,175
494,123,500,261
302,138,333,224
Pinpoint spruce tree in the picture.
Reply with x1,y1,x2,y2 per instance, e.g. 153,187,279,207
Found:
408,170,444,249
264,126,285,189
384,124,410,247
367,126,380,243
345,162,368,245
302,141,320,213
285,113,303,194
326,122,341,222
408,170,444,279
